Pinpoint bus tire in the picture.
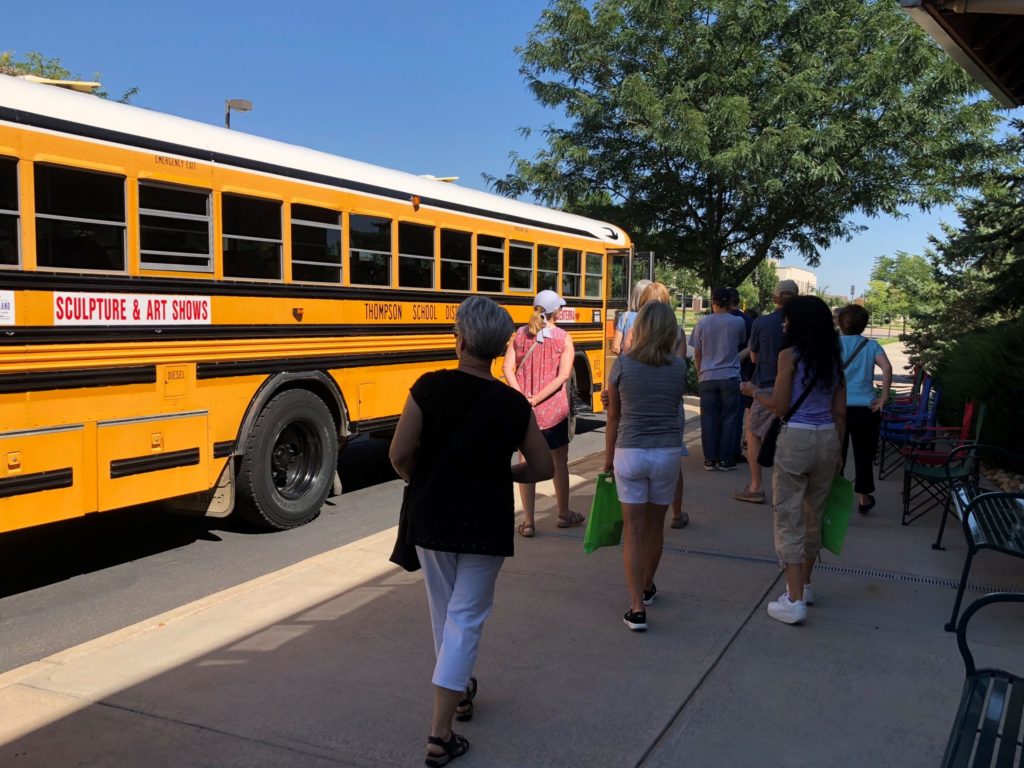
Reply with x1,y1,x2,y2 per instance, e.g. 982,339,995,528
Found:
236,389,338,530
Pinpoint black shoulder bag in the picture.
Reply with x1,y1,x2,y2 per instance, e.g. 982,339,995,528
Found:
756,338,868,468
756,375,819,468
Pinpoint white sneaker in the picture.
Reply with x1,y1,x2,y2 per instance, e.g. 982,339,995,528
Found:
802,583,814,605
767,593,807,625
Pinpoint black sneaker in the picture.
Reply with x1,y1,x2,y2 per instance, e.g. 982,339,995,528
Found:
703,460,718,471
642,583,657,606
623,609,647,631
718,462,737,471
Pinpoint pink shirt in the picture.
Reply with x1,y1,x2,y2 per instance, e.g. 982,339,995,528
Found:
512,325,570,430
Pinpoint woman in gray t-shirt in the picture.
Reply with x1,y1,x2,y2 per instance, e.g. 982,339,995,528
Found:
604,301,687,632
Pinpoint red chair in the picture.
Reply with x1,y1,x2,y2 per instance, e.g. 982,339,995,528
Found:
898,401,984,527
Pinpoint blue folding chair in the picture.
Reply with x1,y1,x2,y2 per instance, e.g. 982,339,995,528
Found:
877,379,941,480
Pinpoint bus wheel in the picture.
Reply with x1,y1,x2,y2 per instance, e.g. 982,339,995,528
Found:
236,389,338,530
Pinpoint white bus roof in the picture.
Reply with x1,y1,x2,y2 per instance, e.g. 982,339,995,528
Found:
0,75,629,245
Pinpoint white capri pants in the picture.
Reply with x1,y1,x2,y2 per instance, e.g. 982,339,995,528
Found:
416,546,505,692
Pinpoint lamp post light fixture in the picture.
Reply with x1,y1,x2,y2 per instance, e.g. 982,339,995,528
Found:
224,98,253,129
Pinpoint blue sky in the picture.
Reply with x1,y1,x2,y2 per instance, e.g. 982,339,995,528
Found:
5,0,1018,296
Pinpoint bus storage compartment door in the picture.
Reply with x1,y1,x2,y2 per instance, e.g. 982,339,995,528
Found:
0,425,86,533
97,411,210,512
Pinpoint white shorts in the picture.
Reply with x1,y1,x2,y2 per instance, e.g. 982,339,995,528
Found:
613,447,680,505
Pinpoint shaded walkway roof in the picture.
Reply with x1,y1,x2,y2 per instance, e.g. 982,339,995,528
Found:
902,1,1024,107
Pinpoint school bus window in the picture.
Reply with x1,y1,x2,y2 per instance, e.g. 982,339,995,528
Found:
292,203,341,284
609,254,628,299
585,252,603,297
476,234,504,292
509,241,533,292
561,249,581,297
398,222,434,289
440,229,471,291
538,245,558,291
349,214,392,286
222,193,282,280
0,157,18,266
35,163,125,272
139,182,212,272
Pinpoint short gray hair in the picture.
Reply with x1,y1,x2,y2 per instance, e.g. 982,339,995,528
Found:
629,278,652,312
455,296,514,360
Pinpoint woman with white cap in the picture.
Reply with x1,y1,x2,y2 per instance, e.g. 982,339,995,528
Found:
503,289,583,537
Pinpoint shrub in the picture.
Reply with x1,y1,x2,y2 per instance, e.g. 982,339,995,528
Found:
934,320,1024,465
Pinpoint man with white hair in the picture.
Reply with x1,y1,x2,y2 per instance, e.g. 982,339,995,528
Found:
733,280,799,503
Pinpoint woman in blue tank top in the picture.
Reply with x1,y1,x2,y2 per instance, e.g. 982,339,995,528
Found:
742,296,847,626
836,305,892,514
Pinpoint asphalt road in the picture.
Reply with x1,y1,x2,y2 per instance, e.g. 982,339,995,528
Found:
0,415,608,674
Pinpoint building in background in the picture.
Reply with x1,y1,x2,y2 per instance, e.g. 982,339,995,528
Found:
774,265,818,296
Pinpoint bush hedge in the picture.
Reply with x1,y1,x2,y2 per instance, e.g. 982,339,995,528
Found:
934,320,1024,465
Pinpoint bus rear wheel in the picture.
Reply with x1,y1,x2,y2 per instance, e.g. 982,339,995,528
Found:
236,389,338,530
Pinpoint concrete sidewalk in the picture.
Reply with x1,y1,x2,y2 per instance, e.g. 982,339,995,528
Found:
2,420,1023,766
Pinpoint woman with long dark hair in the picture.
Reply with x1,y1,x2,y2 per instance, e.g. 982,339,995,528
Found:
742,296,846,625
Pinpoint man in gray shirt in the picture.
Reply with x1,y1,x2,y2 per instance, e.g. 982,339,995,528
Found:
733,279,799,502
691,287,747,470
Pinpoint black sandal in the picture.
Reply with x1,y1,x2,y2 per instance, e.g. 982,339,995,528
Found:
455,677,477,722
425,731,469,767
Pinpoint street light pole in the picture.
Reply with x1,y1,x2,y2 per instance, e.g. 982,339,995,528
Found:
224,98,253,129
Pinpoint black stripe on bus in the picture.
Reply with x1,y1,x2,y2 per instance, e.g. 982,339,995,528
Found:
0,106,613,242
350,416,400,434
0,322,602,346
110,447,201,479
196,349,458,380
575,341,603,352
213,441,234,459
0,272,606,307
0,366,157,394
0,467,74,499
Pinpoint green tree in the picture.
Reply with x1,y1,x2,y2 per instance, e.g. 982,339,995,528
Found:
903,120,1024,370
862,279,897,324
654,261,703,302
750,260,778,313
929,120,1024,319
0,51,138,102
867,252,941,323
488,0,1000,288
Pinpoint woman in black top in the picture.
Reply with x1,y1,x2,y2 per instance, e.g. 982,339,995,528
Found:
390,296,553,767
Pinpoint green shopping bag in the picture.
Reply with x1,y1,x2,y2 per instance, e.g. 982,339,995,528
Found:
821,475,854,556
583,472,624,553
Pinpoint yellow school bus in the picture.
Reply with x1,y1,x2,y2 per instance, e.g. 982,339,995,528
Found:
0,75,632,533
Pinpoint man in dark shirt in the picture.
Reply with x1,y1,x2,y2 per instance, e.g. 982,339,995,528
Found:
728,287,753,464
733,279,799,503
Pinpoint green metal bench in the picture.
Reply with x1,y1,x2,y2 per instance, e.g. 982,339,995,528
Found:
941,592,1024,767
942,444,1024,633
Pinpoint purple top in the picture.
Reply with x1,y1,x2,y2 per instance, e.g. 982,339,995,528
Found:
788,357,837,426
